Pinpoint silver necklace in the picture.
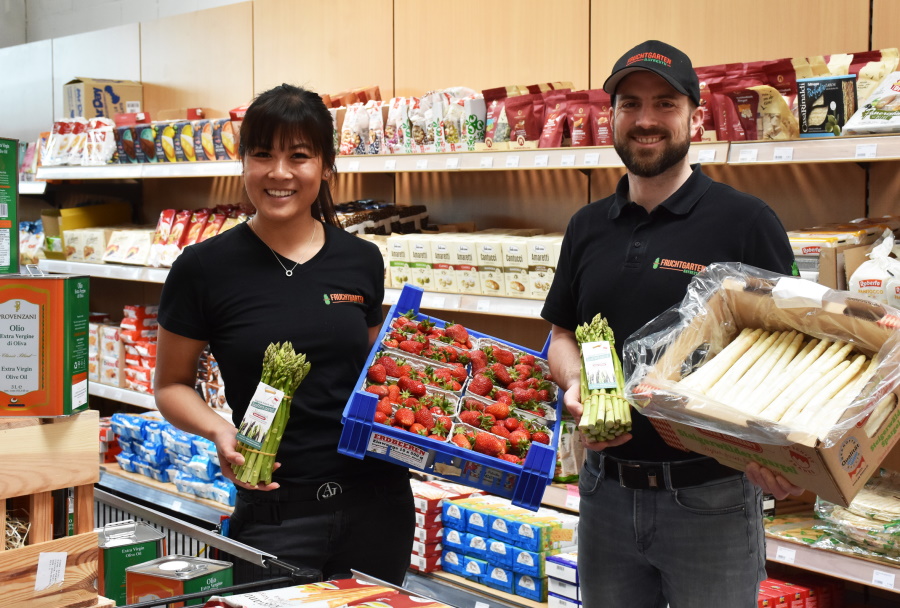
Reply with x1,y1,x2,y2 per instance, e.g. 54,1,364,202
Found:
252,219,319,277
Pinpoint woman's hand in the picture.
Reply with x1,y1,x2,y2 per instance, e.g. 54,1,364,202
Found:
211,425,281,491
745,462,804,500
563,383,633,451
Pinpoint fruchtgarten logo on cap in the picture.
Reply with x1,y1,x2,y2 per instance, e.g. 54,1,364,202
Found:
626,52,672,68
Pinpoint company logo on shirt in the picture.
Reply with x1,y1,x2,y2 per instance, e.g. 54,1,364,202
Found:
323,293,365,305
651,257,706,275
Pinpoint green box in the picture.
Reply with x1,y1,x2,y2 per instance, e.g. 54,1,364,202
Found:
0,137,18,275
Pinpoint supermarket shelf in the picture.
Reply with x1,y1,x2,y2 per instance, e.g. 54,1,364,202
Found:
728,134,900,164
38,258,169,283
384,288,545,319
18,180,46,195
766,536,900,593
407,571,545,608
36,163,143,180
98,463,231,524
90,382,156,410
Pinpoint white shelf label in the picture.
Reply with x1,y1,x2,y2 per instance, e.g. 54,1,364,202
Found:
773,147,794,162
475,603,489,608
476,299,491,312
697,149,717,163
506,155,520,168
872,570,895,589
775,545,796,564
583,152,600,166
427,296,446,308
480,156,494,168
171,499,182,511
384,159,397,171
561,154,576,167
445,157,459,169
856,143,877,159
347,160,360,172
35,552,67,591
565,484,579,510
534,154,549,167
416,159,429,170
738,148,758,163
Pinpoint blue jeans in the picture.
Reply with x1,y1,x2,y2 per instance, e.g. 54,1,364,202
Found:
577,456,766,608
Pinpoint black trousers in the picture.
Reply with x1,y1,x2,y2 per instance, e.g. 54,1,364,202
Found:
228,476,416,586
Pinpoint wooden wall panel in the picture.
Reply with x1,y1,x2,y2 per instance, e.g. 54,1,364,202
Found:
872,0,900,50
139,3,254,116
395,170,589,234
590,0,870,87
868,163,900,219
0,40,52,143
394,0,591,97
51,24,142,120
253,0,394,99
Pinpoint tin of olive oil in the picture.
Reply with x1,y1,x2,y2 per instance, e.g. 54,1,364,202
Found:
126,555,232,608
98,520,167,606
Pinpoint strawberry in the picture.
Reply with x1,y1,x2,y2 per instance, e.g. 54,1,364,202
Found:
458,410,481,426
512,387,532,404
462,398,485,412
444,322,470,345
499,454,521,464
409,422,428,435
399,339,426,356
450,364,468,382
466,349,488,373
414,408,435,431
490,363,514,387
492,347,515,366
404,396,420,410
365,385,389,398
507,430,531,456
517,353,536,367
395,363,413,377
436,415,453,431
376,398,394,416
514,364,533,379
386,384,402,403
473,432,504,456
427,433,446,441
503,417,521,432
490,424,511,438
495,392,512,406
432,368,454,383
451,429,473,449
394,407,415,427
398,376,426,398
374,356,398,375
374,411,389,424
484,402,510,421
532,431,550,444
366,363,387,384
537,389,551,402
467,374,495,397
417,318,435,333
478,413,497,430
383,339,399,348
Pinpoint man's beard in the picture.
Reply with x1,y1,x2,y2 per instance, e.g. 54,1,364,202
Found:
613,125,691,178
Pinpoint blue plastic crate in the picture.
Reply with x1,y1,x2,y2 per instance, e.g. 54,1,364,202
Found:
339,284,561,511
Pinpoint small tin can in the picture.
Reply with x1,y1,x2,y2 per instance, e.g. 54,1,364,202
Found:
98,520,167,606
126,555,232,608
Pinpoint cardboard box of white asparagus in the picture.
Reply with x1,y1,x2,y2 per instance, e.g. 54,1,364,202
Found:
627,264,900,507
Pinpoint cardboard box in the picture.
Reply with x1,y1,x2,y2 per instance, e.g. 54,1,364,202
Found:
452,236,481,294
548,594,582,608
0,274,90,416
64,77,143,119
476,236,506,297
501,237,530,298
638,276,900,506
548,577,580,602
408,552,441,573
82,228,114,263
387,234,411,289
42,201,132,260
411,540,442,557
545,550,578,584
406,235,434,291
431,239,457,293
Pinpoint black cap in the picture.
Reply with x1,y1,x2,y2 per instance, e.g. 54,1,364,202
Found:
603,40,701,106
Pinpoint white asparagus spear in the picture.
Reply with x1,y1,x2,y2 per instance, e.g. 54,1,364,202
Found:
744,338,829,415
679,328,762,393
708,330,775,400
758,341,853,421
780,356,858,424
721,331,797,407
813,357,880,438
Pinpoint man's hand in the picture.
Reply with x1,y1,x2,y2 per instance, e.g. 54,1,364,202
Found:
745,462,804,500
563,384,633,451
211,425,281,491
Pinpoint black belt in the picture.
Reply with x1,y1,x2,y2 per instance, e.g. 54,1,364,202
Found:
599,454,739,490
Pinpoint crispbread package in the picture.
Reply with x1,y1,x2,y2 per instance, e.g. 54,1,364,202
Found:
843,71,900,135
797,75,858,137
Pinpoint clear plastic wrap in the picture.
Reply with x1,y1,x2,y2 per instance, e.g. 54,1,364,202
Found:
625,262,900,448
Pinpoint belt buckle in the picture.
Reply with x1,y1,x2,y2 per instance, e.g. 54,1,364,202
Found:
617,462,659,489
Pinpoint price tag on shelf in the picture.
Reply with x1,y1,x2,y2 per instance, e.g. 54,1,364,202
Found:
475,603,489,608
583,152,600,166
561,154,576,167
384,159,397,171
565,484,580,510
738,148,758,163
696,149,717,163
476,299,491,312
773,147,794,162
416,159,429,170
445,157,459,169
506,155,520,168
774,545,796,564
171,499,183,512
347,160,360,172
480,156,494,168
872,570,895,589
856,143,877,159
534,154,549,167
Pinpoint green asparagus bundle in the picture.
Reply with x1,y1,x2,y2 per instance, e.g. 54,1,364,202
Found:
232,342,311,485
575,313,631,442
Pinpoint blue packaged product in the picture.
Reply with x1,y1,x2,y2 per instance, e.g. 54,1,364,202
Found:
486,538,514,567
210,478,237,507
192,436,219,465
483,565,515,595
442,500,467,531
173,470,199,496
442,528,466,552
186,454,219,482
135,440,169,468
463,556,488,582
465,509,491,536
515,573,548,602
161,426,194,458
464,533,490,560
512,546,548,577
441,549,465,577
488,512,516,543
115,452,137,473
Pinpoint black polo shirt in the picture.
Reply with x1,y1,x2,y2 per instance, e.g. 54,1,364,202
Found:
542,164,795,462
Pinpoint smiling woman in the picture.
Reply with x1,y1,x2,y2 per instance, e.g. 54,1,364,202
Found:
153,84,415,587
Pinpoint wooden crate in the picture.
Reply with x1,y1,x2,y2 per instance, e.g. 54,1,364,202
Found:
0,410,101,607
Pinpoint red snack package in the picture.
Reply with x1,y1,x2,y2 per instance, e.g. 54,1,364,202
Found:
538,92,569,148
198,213,227,242
695,65,726,142
566,92,593,147
182,208,211,247
483,86,517,147
505,93,541,148
166,209,193,248
587,89,613,145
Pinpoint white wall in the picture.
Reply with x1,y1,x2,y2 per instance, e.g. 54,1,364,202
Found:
0,0,244,48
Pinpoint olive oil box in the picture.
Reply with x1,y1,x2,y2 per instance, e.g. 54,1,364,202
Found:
0,274,90,416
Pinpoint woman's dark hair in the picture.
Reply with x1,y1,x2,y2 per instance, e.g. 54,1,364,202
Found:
239,84,339,227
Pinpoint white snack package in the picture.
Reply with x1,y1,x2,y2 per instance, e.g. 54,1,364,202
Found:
843,71,900,135
848,229,900,304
